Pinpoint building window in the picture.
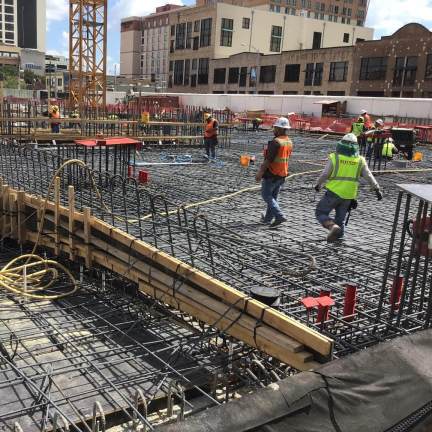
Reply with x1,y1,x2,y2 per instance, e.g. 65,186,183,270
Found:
242,17,250,29
169,61,173,72
220,18,233,47
250,66,257,87
200,18,212,47
198,58,209,84
192,59,197,70
174,60,184,85
394,56,418,86
186,22,192,49
228,67,240,84
191,75,197,87
184,59,190,86
343,33,349,43
175,23,186,50
193,36,199,50
283,91,298,95
270,26,282,52
425,54,432,80
305,62,323,86
194,20,200,32
359,57,387,80
260,65,276,83
171,25,175,36
213,68,226,84
284,64,300,82
312,31,322,49
239,67,248,87
329,61,348,81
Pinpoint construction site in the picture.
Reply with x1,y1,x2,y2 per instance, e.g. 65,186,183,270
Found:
1,1,432,431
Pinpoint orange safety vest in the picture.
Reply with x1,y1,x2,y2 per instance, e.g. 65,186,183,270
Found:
204,119,218,139
265,136,293,178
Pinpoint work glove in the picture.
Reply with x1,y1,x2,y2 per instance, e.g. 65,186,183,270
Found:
349,199,358,210
314,184,321,192
375,189,383,201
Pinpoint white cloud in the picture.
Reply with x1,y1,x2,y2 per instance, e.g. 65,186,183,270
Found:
366,0,432,37
46,0,68,23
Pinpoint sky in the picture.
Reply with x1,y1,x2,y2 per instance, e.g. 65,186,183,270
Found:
46,0,432,75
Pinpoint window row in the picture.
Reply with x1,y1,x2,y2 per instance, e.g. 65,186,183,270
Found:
172,18,212,51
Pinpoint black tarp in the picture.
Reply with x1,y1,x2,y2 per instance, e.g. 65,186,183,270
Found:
157,329,432,432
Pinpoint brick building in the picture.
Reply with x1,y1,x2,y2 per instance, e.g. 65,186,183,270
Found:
351,23,432,98
120,4,182,87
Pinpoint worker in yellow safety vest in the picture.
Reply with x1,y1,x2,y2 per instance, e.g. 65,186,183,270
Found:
256,117,293,229
382,137,398,159
314,133,383,242
350,116,365,137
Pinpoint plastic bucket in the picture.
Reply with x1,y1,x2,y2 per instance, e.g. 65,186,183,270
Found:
413,151,423,161
240,155,251,167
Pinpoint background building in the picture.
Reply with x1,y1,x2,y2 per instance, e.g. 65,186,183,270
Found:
120,4,182,88
351,23,432,98
168,1,373,91
45,54,69,98
196,0,370,26
17,0,46,52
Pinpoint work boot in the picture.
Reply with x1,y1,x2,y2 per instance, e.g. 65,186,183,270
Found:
260,213,272,225
269,217,287,229
327,224,342,242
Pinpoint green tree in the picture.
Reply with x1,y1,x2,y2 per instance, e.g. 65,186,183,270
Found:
23,69,39,86
0,65,19,89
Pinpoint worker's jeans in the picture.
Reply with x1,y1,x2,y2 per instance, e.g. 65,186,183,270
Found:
51,124,60,133
315,190,351,237
261,177,285,222
204,137,217,159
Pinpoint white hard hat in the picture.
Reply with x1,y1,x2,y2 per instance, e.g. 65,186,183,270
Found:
360,109,367,114
376,118,384,126
273,117,291,129
341,133,358,144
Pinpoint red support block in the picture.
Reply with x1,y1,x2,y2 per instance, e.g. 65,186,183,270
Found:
316,296,335,325
343,283,357,322
390,275,404,311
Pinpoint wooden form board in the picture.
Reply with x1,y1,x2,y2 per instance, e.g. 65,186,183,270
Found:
0,180,334,370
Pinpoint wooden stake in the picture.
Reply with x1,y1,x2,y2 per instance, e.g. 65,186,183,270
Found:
68,185,75,261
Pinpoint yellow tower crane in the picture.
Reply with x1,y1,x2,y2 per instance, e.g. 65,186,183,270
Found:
69,0,107,114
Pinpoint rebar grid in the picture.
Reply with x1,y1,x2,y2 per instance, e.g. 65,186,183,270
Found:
0,240,292,432
1,132,432,359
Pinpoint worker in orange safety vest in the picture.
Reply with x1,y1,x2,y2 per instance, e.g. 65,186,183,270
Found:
255,117,293,229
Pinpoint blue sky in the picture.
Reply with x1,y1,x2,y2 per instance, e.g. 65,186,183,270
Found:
46,0,432,75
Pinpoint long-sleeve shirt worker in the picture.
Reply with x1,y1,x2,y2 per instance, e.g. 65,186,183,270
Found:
316,158,379,191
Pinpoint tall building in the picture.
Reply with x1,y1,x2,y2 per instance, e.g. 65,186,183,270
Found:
0,0,46,51
168,1,373,91
196,0,370,27
120,4,182,87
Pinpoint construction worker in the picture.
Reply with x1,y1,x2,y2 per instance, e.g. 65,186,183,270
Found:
255,117,293,229
203,113,219,159
360,109,372,129
314,133,382,242
382,137,398,160
365,118,385,157
350,116,365,137
50,105,60,133
252,117,263,132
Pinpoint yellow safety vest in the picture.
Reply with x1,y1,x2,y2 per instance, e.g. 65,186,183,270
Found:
382,141,396,157
326,153,365,200
351,122,364,137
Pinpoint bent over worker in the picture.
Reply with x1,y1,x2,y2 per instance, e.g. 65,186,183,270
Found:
203,113,219,160
314,133,382,242
255,117,293,229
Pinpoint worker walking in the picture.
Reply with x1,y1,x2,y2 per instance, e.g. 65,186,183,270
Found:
255,117,293,229
314,133,383,242
203,113,219,160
